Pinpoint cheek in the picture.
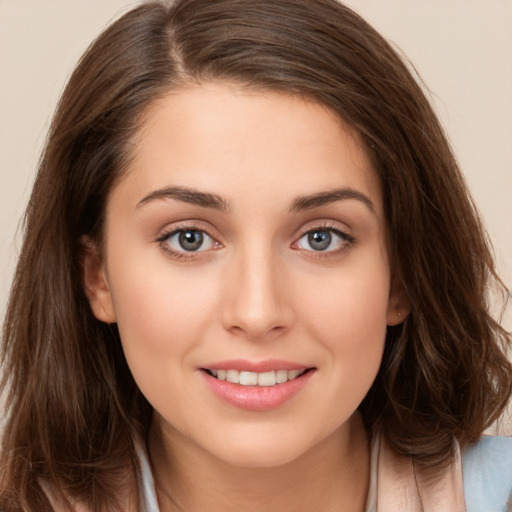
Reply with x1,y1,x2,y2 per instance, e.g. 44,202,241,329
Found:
302,256,390,337
298,253,389,383
106,253,218,374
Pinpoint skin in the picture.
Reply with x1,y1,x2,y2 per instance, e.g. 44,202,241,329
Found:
84,82,409,511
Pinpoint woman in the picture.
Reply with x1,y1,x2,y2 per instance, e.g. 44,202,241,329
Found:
1,0,511,510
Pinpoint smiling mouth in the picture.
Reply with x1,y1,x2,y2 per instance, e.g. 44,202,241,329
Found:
202,368,314,387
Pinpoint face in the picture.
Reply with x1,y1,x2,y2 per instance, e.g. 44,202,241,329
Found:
85,83,407,468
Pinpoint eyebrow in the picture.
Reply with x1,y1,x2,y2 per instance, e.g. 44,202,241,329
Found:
136,185,375,215
136,186,229,211
289,187,376,214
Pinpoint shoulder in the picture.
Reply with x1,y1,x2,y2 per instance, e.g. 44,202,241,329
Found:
462,435,512,511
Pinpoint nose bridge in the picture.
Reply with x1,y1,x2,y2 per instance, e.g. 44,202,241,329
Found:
221,237,291,339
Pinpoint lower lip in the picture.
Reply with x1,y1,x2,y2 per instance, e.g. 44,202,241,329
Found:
201,370,315,411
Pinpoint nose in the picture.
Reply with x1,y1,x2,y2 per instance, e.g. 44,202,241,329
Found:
220,245,293,340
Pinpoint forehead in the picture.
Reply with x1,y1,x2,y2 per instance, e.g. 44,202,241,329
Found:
114,82,381,213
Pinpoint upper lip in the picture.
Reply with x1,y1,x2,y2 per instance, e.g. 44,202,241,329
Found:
201,359,312,373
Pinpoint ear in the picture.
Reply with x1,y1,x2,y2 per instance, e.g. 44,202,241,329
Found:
80,236,117,323
386,272,410,326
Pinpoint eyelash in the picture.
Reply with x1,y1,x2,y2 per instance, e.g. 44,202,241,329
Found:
156,223,356,261
293,223,356,257
156,225,220,261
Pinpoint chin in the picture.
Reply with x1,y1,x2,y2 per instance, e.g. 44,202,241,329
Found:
218,447,304,469
206,430,317,469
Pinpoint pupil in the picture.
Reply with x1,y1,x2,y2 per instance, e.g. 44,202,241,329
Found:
308,231,331,251
179,230,203,251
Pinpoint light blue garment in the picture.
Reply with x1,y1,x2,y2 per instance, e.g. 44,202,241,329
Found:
462,436,512,512
136,439,160,512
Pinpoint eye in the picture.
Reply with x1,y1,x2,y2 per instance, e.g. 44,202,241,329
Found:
159,229,219,254
295,228,353,252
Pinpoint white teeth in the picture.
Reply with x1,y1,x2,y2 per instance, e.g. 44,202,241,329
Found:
239,371,258,385
287,369,301,380
258,371,276,387
226,369,240,384
276,369,288,384
210,368,307,386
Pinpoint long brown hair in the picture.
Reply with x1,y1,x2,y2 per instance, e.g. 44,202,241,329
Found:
2,0,511,510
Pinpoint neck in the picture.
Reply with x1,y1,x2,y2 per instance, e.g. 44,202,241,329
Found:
148,413,370,512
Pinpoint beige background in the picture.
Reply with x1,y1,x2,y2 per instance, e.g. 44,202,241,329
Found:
1,3,511,344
